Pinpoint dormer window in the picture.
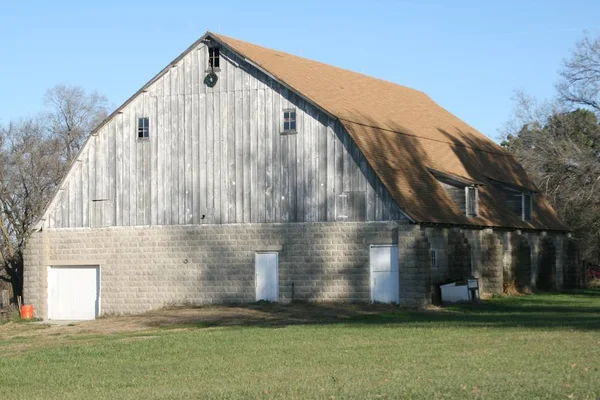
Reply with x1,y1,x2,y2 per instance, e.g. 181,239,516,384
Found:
523,192,532,221
429,168,480,218
208,47,220,69
489,178,534,221
465,186,478,217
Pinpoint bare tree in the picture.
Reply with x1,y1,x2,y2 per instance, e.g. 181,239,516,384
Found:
502,93,600,263
0,120,65,298
44,85,108,162
0,85,108,300
558,34,600,114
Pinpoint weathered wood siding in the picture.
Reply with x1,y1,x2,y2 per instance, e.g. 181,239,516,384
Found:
43,45,404,228
439,182,466,214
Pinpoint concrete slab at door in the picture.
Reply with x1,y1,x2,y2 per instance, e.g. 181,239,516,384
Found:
255,252,278,301
370,245,399,303
48,266,100,320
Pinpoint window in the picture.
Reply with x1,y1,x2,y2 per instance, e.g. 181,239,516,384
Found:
431,249,438,267
488,178,535,222
208,47,220,69
137,117,149,139
465,186,478,217
523,193,532,221
505,189,533,221
282,109,296,133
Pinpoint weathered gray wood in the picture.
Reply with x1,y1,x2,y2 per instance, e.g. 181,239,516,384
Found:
250,88,258,223
264,87,273,222
170,67,179,224
234,90,243,222
81,147,89,227
206,92,214,223
227,91,236,223
43,44,406,229
199,93,207,223
272,85,281,222
157,78,165,225
191,92,199,224
185,92,193,224
242,88,250,223
220,91,228,224
213,92,221,223
257,89,266,222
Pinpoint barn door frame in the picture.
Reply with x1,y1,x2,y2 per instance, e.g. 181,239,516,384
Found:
369,244,400,304
255,252,279,302
47,264,101,320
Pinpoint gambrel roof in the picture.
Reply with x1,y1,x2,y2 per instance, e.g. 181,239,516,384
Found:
210,33,567,230
35,32,568,231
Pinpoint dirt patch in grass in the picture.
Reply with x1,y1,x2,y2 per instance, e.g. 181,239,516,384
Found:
0,302,402,353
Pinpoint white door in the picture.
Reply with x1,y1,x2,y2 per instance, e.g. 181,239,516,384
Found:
370,245,399,303
255,252,278,301
48,266,100,320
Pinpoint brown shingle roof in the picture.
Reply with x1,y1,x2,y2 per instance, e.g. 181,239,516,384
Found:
212,33,568,231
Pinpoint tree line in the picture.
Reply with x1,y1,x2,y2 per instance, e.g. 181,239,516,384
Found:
0,86,108,300
502,34,600,264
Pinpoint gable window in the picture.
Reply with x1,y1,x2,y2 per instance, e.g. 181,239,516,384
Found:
137,117,149,139
465,186,478,217
208,47,220,69
431,249,438,267
282,109,297,133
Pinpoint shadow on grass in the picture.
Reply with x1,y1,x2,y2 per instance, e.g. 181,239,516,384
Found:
139,289,600,332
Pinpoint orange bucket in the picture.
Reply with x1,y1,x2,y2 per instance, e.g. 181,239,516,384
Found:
20,305,34,319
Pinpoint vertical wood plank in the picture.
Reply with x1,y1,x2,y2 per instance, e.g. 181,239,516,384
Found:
157,76,165,225
304,103,313,221
234,90,243,223
170,67,179,224
334,122,344,220
185,92,193,224
213,92,221,223
250,88,258,222
296,97,305,221
81,148,89,227
220,91,229,224
326,119,335,221
115,113,123,226
242,87,250,223
257,89,266,222
318,114,327,221
178,79,186,224
227,91,236,223
137,99,145,225
150,95,158,225
264,86,273,222
206,91,214,223
272,86,281,222
163,72,172,225
199,93,207,223
191,91,199,224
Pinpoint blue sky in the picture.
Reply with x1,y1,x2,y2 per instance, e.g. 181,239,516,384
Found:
1,0,599,140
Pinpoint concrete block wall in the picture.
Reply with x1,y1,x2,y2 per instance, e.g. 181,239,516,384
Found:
24,221,431,318
23,221,578,318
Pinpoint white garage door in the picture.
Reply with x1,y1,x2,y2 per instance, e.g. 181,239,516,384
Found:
48,266,100,320
370,245,399,304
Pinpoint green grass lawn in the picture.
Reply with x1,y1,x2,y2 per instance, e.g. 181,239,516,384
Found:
1,291,599,399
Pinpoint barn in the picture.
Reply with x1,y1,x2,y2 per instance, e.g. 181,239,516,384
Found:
23,32,580,320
